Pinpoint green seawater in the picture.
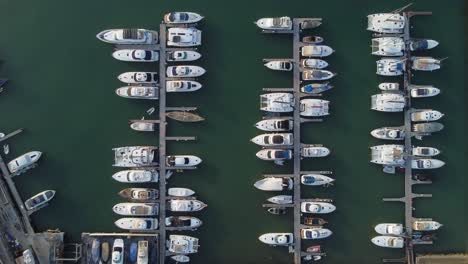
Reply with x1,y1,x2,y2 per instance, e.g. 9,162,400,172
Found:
0,0,465,263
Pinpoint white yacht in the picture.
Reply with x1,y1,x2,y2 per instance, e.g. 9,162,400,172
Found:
167,50,201,62
371,37,405,56
267,195,293,204
255,17,292,30
115,218,158,231
412,147,440,157
118,72,158,84
411,110,444,122
301,202,336,214
374,223,404,235
7,151,42,174
301,45,334,57
164,12,203,24
301,228,333,239
412,220,442,231
376,58,405,76
166,65,205,77
370,144,405,166
379,82,399,91
260,93,294,113
168,188,195,197
96,29,158,44
115,86,159,100
112,203,158,216
301,59,328,69
112,170,159,183
264,60,293,71
113,146,158,167
250,133,293,147
409,85,440,98
166,80,202,92
412,159,445,169
371,236,404,248
255,118,293,132
301,146,330,157
112,49,159,62
301,174,334,186
166,155,202,167
168,199,207,212
167,28,202,47
302,70,336,81
167,235,199,255
130,121,155,132
258,233,294,246
371,127,405,140
300,99,329,116
410,39,439,51
412,57,442,71
371,93,405,112
24,190,55,211
256,149,292,161
367,13,405,34
254,177,293,191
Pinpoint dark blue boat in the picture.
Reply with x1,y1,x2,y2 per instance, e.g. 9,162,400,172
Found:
129,242,138,262
91,239,100,263
0,79,8,87
301,82,333,94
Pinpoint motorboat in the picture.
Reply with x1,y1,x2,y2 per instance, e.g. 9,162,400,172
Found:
171,255,190,263
371,93,405,112
112,49,159,62
300,99,329,116
412,220,442,231
101,242,110,263
166,216,202,229
301,146,330,157
412,57,442,71
370,144,405,166
411,110,444,122
164,12,203,24
115,218,158,231
301,228,333,239
267,195,293,204
168,199,207,212
264,60,293,71
130,120,156,132
410,39,439,51
301,202,336,214
371,236,404,248
166,155,202,167
137,240,148,264
166,111,205,122
111,239,124,264
250,133,293,147
367,13,405,33
91,239,101,264
409,85,440,98
96,29,158,44
412,174,431,182
115,86,159,100
303,217,328,226
22,249,36,264
112,170,159,183
254,177,293,191
3,144,9,155
167,80,202,92
375,223,404,235
256,149,292,161
302,36,323,44
306,245,322,254
412,122,444,134
167,235,199,255
113,146,158,167
379,82,399,91
258,233,293,246
129,243,137,263
255,17,292,30
118,188,158,201
255,118,293,132
260,93,294,112
371,37,404,56
166,65,206,77
7,151,42,174
167,50,201,62
168,187,195,197
167,27,202,47
301,83,333,94
412,147,440,157
301,174,334,186
302,70,335,81
412,159,445,169
301,45,334,57
301,59,328,69
267,207,287,215
118,72,158,84
376,58,405,76
24,190,55,211
112,203,158,216
300,20,322,29
371,127,405,140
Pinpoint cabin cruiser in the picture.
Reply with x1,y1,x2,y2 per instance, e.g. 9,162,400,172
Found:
96,29,158,44
300,20,322,29
302,70,336,81
166,66,205,77
137,241,148,264
301,83,333,94
412,147,440,157
166,155,202,167
371,93,405,112
371,236,404,248
409,85,440,98
164,12,203,24
367,13,405,34
371,37,405,56
301,202,336,214
379,82,399,91
111,239,124,264
130,121,155,132
167,27,202,47
166,216,202,229
267,195,293,204
166,80,202,92
301,45,334,57
301,59,328,69
410,39,439,51
118,188,158,201
118,72,157,84
374,223,404,235
255,118,293,132
412,122,444,134
301,174,334,186
112,49,159,62
112,170,159,183
376,58,405,76
24,190,55,211
264,60,293,71
250,133,293,147
7,151,42,174
115,218,158,231
258,233,294,246
167,50,201,62
302,36,324,44
301,228,333,239
254,177,293,191
167,235,200,255
256,149,292,161
411,110,444,122
301,146,330,157
412,220,442,231
371,127,405,140
115,86,159,100
168,199,207,212
260,93,294,112
411,57,442,71
300,99,330,116
255,17,292,30
113,203,158,216
370,145,405,166
168,188,195,197
412,159,445,169
113,146,158,167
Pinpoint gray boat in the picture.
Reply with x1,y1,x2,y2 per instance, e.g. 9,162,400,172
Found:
413,122,444,133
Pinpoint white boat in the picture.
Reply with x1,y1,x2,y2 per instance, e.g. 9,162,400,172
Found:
113,203,158,216
302,70,336,81
137,241,148,264
168,199,207,212
166,80,202,92
412,57,442,71
167,28,202,47
300,202,336,214
164,12,203,24
7,151,42,174
301,174,334,186
165,216,202,229
111,239,124,264
264,60,293,71
258,233,294,246
301,59,328,69
256,149,292,161
260,93,294,113
410,85,440,98
112,170,159,183
166,155,202,167
410,39,439,51
115,86,158,100
371,236,404,248
301,228,333,239
250,133,293,147
113,146,158,167
370,145,405,166
24,190,55,211
255,118,293,132
171,255,190,263
167,50,201,62
118,72,158,84
300,99,329,116
371,93,405,112
3,144,9,155
112,49,159,62
0,133,4,138
166,65,205,77
114,218,158,231
267,195,293,204
167,235,199,255
374,223,404,235
412,147,440,157
379,83,399,91
130,121,155,132
367,13,405,34
376,58,405,76
118,188,158,201
412,159,445,169
371,127,405,141
301,45,334,57
255,17,292,30
412,220,442,231
96,29,158,44
411,110,444,122
254,177,293,191
301,146,330,157
371,37,405,56
168,187,195,197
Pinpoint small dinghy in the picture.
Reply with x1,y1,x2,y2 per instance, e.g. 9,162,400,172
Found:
167,50,201,62
264,60,293,71
115,86,159,100
164,12,204,24
301,83,333,94
306,245,322,253
168,199,207,212
255,17,292,30
301,45,334,57
166,155,202,167
412,159,445,169
371,236,404,248
256,149,292,161
370,127,405,141
379,82,399,91
268,207,287,215
301,59,328,69
260,93,294,113
167,27,202,47
118,188,158,201
166,111,204,122
300,99,330,116
146,107,155,115
411,110,444,122
129,242,138,263
410,85,440,98
7,151,42,174
168,187,195,197
376,58,405,76
303,217,328,226
112,49,159,62
24,190,56,211
112,169,159,183
129,120,156,132
371,93,405,112
96,28,158,44
412,147,440,157
302,70,335,81
258,233,294,246
301,146,330,157
166,216,202,229
302,36,323,44
112,203,158,216
91,239,101,263
115,217,158,231
166,80,202,92
166,65,206,77
251,133,293,147
267,195,293,204
412,122,444,134
412,220,442,231
171,255,190,263
301,202,336,214
3,144,9,155
255,118,293,132
410,39,439,51
118,72,158,84
300,20,322,29
301,174,334,186
374,223,404,235
254,177,293,191
101,242,109,263
301,228,332,239
412,57,443,71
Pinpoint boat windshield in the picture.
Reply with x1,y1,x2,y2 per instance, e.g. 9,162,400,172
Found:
271,135,284,144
